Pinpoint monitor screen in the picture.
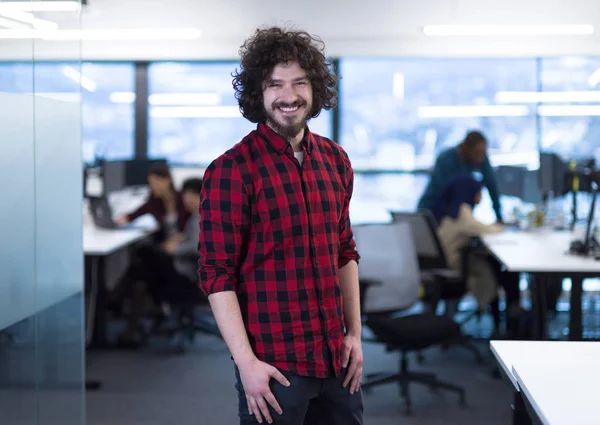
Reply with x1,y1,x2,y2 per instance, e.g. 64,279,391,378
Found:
539,152,568,196
495,166,526,199
102,160,127,194
124,159,168,187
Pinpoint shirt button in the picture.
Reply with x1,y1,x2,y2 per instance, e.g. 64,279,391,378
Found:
312,232,316,236
320,300,325,305
316,261,320,265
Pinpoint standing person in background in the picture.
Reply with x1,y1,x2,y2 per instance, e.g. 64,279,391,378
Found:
198,26,364,425
418,130,503,223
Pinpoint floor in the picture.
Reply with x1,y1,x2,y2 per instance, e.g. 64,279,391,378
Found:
86,331,514,425
85,286,600,425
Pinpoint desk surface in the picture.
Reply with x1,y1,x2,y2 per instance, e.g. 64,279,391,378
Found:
513,361,600,425
83,223,157,256
482,230,600,273
490,340,600,390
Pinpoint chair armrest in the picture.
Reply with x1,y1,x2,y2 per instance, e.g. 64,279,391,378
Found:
422,269,462,282
359,278,382,286
421,272,467,306
359,279,382,314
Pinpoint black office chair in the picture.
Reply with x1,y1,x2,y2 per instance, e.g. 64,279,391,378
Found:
389,211,490,368
362,310,467,414
147,276,222,352
355,222,467,415
391,210,499,334
391,210,468,311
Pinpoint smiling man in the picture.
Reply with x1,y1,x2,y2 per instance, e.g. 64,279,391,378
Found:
197,27,364,425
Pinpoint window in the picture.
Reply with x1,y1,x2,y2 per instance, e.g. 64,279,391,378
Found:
350,173,430,224
338,58,539,171
539,56,600,163
79,63,136,163
0,62,34,92
0,62,136,164
348,172,521,225
148,62,332,165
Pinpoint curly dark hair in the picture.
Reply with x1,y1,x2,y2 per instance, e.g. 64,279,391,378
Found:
232,26,338,123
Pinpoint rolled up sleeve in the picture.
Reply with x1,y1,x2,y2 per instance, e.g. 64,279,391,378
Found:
197,157,250,297
338,156,360,268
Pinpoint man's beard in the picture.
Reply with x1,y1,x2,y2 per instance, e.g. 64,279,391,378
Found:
265,101,311,140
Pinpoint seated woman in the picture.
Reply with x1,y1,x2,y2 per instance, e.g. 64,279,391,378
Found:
432,174,522,329
115,162,190,242
109,163,189,305
117,178,206,348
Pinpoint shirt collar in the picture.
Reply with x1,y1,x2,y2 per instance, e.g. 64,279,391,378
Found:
257,122,314,154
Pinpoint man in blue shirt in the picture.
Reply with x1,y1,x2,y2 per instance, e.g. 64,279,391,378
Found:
417,131,503,222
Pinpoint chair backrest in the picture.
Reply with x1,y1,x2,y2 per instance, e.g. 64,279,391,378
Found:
391,211,448,270
353,221,420,314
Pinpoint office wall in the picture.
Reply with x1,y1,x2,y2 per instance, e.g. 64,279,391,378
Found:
0,3,85,424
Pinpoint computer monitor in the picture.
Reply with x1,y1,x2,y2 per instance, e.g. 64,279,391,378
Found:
539,152,568,196
124,158,168,187
522,170,543,205
495,166,526,199
102,160,127,194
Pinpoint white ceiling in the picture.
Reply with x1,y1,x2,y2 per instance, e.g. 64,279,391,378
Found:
2,0,600,60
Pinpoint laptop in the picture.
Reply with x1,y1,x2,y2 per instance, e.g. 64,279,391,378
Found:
88,196,135,230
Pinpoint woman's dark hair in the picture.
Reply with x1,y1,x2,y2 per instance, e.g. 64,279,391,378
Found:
148,162,173,180
147,162,176,200
232,26,339,123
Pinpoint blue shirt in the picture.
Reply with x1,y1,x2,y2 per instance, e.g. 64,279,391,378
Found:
417,147,502,220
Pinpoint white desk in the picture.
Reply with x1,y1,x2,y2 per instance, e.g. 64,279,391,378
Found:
83,220,158,347
482,230,600,341
84,225,157,256
482,230,600,274
491,340,600,425
513,364,600,425
491,340,600,389
490,340,526,390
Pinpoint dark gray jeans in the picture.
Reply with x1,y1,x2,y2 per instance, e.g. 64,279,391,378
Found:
234,366,364,425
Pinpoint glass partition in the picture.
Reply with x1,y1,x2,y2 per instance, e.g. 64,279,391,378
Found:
0,2,85,424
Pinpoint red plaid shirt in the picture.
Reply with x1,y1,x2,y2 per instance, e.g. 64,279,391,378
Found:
198,122,360,378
